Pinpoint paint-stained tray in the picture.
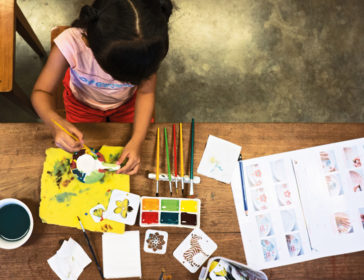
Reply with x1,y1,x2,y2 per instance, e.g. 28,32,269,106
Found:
139,196,200,228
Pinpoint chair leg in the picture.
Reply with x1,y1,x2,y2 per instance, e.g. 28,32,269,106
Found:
5,81,38,118
15,3,46,58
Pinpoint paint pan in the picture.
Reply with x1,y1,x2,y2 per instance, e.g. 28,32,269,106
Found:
139,196,200,228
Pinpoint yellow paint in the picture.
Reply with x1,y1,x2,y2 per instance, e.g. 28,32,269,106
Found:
181,200,198,213
142,198,160,211
39,145,129,233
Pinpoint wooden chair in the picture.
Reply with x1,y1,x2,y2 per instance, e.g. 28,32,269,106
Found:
51,26,69,117
0,0,46,118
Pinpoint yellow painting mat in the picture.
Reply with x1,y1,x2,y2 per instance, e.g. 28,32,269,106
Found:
39,146,129,233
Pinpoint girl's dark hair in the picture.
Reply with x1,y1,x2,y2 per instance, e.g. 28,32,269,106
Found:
72,0,173,85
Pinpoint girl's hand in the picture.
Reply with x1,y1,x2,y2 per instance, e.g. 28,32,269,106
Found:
50,118,84,153
116,140,142,175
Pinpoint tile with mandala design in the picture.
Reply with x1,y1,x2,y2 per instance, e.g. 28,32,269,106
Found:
143,229,168,254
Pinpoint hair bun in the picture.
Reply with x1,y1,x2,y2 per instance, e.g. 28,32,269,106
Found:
80,5,99,23
159,0,173,21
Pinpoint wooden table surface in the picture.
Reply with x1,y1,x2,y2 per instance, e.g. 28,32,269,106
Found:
0,123,363,280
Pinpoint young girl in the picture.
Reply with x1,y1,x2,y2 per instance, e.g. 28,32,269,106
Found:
31,0,173,175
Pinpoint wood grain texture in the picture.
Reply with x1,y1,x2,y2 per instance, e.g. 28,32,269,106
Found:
0,123,363,280
0,0,15,92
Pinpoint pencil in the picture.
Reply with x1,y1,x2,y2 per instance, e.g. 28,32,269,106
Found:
173,124,178,194
77,216,104,279
179,123,185,195
189,119,195,197
164,128,172,196
238,154,248,216
156,128,160,197
51,119,91,152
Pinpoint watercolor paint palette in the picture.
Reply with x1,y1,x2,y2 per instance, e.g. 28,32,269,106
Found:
139,196,201,228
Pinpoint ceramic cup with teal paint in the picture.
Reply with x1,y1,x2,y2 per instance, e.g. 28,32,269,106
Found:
0,198,33,250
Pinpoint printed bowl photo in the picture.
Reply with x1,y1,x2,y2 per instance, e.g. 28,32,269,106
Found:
261,239,278,262
276,183,292,206
325,174,343,196
256,214,272,237
252,188,269,211
270,159,286,182
247,164,263,187
281,209,296,232
286,234,302,257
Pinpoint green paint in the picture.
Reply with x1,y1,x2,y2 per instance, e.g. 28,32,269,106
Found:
84,171,104,184
78,187,90,194
160,212,179,224
161,199,179,211
109,153,121,163
53,159,70,177
55,192,77,203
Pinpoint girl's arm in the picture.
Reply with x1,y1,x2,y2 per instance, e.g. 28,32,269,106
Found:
31,46,84,152
117,74,156,175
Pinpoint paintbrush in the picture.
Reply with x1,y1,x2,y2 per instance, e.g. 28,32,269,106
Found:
189,119,195,198
52,119,92,153
77,216,104,279
173,124,178,195
156,128,160,197
159,268,165,280
179,123,185,195
164,128,173,196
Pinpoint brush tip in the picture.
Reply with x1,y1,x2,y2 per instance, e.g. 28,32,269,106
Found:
77,216,80,221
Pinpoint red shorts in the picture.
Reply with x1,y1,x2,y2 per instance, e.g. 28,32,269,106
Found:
63,68,136,123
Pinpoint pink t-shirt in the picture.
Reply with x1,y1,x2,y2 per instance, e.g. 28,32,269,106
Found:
54,27,137,111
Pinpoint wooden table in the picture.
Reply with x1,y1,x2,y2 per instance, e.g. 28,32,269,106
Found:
0,0,46,116
0,123,363,280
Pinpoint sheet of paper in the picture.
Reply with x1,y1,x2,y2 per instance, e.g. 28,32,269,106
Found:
102,231,141,279
231,138,364,270
197,135,241,183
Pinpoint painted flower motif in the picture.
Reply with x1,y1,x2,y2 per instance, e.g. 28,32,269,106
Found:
260,194,267,202
284,190,291,198
255,170,262,177
353,158,362,168
146,232,166,252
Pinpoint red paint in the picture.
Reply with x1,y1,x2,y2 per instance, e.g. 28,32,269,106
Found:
70,161,76,169
173,124,177,176
142,212,159,224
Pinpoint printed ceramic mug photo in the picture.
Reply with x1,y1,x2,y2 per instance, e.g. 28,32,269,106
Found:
0,198,33,249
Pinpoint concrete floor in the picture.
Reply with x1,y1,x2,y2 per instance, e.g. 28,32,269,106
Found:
2,0,363,123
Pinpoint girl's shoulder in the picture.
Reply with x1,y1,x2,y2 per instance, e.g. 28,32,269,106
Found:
54,27,86,50
54,27,87,68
